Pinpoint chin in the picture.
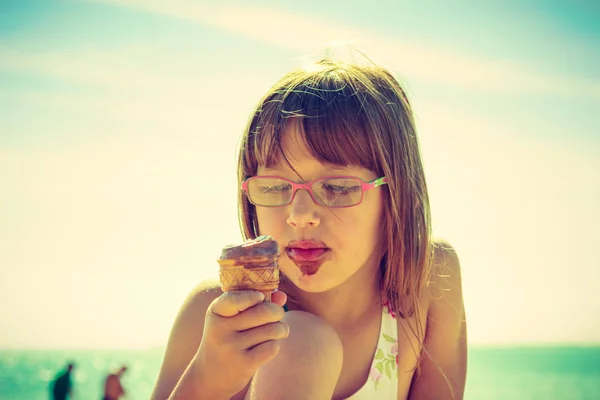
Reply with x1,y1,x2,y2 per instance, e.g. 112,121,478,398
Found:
282,264,338,293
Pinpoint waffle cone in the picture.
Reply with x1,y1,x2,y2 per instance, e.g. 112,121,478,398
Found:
218,258,279,302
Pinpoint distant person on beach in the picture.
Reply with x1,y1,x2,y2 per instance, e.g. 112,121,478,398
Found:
50,362,74,400
103,365,127,400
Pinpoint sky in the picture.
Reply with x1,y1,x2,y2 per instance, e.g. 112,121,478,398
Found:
0,0,599,349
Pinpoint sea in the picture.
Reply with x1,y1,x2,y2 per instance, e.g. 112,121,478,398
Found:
0,346,599,399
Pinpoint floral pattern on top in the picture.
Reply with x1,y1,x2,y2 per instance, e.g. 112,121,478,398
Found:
369,301,399,390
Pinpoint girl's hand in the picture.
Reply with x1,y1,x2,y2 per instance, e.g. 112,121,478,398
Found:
193,290,288,397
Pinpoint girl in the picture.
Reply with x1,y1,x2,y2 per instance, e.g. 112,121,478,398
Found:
151,52,467,400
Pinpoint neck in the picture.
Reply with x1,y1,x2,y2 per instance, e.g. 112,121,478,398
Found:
284,264,382,331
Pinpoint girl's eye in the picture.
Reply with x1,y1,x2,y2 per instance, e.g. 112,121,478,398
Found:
261,185,290,193
323,184,346,193
322,184,359,194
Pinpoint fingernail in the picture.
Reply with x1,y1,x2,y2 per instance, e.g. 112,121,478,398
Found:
257,292,265,302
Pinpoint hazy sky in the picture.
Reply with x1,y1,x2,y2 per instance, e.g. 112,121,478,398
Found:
1,0,599,349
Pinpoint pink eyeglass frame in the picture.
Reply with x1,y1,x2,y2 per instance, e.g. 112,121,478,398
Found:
241,175,389,208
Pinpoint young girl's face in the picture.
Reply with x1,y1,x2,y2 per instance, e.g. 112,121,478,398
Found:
255,124,385,293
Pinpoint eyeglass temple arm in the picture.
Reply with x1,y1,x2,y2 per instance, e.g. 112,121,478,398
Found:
370,177,388,188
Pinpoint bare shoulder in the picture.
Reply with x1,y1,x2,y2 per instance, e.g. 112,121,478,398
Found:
177,278,223,324
426,238,465,332
150,278,223,400
428,239,463,302
406,239,467,398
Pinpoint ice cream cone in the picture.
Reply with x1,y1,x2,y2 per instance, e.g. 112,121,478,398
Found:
218,236,280,302
218,259,279,301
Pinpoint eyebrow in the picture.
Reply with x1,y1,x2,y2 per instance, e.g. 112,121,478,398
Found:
328,166,355,172
262,164,355,173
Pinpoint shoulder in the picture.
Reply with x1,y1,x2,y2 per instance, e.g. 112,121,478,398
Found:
393,242,464,398
426,238,465,330
176,278,223,324
150,278,223,400
428,238,463,303
169,278,223,345
408,238,467,398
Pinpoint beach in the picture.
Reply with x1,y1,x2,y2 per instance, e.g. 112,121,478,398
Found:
1,346,599,399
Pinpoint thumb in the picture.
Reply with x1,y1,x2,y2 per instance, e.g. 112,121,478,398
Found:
271,290,287,308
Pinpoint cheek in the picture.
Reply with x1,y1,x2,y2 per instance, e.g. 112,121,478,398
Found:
332,210,381,251
255,207,286,235
339,199,384,253
347,217,381,249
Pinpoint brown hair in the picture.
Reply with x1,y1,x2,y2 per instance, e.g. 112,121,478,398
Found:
237,56,433,343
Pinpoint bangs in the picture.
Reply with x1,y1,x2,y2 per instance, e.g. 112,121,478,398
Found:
243,67,385,177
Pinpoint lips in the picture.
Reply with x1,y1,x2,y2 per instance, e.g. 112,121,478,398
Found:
285,240,330,262
286,248,329,262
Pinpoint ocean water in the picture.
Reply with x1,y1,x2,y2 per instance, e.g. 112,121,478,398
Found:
0,346,599,399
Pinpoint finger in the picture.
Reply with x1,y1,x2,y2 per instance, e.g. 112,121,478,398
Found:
245,340,281,368
231,301,285,331
209,290,265,317
238,321,289,350
271,290,287,307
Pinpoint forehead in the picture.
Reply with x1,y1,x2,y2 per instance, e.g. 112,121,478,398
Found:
264,121,353,171
259,122,377,182
277,122,316,165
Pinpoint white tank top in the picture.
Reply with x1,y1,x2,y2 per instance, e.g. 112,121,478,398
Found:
346,302,398,399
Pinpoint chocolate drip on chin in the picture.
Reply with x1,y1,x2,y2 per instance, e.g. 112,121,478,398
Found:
292,261,322,276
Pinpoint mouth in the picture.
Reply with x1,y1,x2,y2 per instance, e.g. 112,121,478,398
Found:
285,240,331,263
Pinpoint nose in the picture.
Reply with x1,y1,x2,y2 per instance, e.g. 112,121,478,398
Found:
286,188,321,228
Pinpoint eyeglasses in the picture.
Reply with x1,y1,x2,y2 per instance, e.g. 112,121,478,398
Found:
242,176,388,208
